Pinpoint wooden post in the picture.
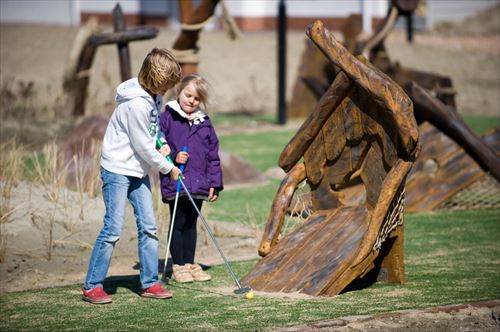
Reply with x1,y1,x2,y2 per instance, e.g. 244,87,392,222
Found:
179,0,194,23
378,226,405,283
63,18,100,117
406,12,413,43
405,81,500,181
277,0,287,125
172,0,219,75
113,4,131,82
64,8,158,117
73,44,97,117
177,0,196,74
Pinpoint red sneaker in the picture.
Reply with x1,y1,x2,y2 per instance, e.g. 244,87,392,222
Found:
82,287,112,304
141,283,173,299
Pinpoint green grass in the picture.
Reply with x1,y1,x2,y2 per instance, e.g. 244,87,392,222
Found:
462,114,500,134
2,115,498,330
214,128,294,226
1,209,499,331
206,180,281,225
212,112,277,127
218,130,294,172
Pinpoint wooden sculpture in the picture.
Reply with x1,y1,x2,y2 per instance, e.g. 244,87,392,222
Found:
290,0,499,212
402,81,499,211
63,4,158,116
303,75,500,212
404,123,499,212
240,20,420,296
172,0,240,75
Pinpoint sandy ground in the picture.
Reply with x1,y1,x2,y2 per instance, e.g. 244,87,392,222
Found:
0,181,262,294
1,10,499,330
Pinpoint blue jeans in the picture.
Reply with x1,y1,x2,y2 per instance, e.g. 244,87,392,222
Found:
84,167,160,290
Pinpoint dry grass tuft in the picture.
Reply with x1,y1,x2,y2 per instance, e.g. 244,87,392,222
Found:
0,139,25,262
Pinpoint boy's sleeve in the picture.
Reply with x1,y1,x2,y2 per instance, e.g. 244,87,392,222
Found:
207,125,223,191
159,109,178,164
126,100,174,174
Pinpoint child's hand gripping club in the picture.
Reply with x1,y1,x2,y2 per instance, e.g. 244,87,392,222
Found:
156,138,183,181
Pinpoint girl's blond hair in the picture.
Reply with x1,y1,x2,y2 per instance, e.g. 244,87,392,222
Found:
138,48,182,93
176,74,210,110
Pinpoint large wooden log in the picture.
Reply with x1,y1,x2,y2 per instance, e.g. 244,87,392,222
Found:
258,163,306,257
404,123,499,212
113,4,131,82
88,27,158,46
297,123,499,214
64,5,158,117
173,0,219,51
173,0,219,74
72,43,97,117
405,81,500,181
63,18,100,117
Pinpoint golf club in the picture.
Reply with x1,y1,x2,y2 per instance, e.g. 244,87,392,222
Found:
161,145,188,283
177,177,252,296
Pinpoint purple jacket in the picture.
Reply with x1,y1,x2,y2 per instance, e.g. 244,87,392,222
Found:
159,102,223,200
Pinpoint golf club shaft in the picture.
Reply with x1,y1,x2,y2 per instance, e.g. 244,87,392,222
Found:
162,191,180,278
178,177,244,290
157,140,187,280
163,157,186,278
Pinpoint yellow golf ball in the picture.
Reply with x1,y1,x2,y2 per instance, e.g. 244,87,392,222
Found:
244,291,254,300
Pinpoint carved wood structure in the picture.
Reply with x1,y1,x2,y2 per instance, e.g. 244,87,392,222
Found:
405,123,499,212
172,0,218,75
241,20,420,296
63,4,158,116
172,0,240,75
288,0,499,212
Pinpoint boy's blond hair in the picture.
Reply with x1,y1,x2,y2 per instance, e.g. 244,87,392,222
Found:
176,74,210,109
138,48,182,93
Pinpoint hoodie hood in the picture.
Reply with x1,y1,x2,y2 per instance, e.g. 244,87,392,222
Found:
115,78,153,106
166,100,206,125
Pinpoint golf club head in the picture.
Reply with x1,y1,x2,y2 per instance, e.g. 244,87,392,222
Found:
233,286,252,295
160,274,170,285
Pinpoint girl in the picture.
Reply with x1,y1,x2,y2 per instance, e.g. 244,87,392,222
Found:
159,74,223,283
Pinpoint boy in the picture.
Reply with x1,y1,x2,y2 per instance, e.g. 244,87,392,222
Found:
82,48,182,304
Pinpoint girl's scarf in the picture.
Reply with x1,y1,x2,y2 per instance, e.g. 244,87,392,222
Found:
167,100,206,126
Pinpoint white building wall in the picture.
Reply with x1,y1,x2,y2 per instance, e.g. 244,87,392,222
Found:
79,0,175,18
0,0,175,26
224,0,387,18
79,0,140,13
426,0,499,28
11,0,498,32
0,0,79,26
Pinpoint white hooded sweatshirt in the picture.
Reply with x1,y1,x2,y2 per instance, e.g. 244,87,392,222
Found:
101,78,174,178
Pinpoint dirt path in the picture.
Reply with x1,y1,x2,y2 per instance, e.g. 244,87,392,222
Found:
0,181,261,294
276,300,500,332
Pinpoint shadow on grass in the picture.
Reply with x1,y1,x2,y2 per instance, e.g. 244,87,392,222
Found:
103,275,141,295
167,280,241,299
103,259,214,294
341,236,401,294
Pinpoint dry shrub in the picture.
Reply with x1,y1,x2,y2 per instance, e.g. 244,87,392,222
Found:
0,140,25,262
